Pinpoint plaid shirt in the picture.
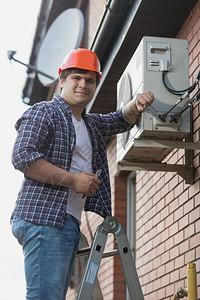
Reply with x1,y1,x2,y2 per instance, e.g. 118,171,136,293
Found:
12,94,133,228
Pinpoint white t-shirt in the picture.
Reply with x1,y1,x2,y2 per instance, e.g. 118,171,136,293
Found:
66,115,92,222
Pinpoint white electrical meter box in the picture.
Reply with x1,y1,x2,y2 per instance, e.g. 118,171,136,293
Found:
117,36,190,163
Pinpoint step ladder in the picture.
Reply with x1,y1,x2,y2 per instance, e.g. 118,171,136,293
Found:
76,216,144,300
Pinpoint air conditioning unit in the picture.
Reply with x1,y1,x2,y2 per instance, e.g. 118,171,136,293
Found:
117,36,190,163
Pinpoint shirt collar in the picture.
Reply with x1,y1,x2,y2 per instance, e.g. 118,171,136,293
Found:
53,93,87,118
53,93,72,115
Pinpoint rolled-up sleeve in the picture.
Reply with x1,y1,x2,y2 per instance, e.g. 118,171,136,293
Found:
87,109,134,139
12,104,53,173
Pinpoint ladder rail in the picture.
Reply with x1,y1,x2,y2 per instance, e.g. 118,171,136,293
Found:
76,216,144,300
114,221,144,300
77,230,107,299
78,233,104,300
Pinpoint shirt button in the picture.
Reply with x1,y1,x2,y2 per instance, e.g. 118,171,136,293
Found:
62,212,67,219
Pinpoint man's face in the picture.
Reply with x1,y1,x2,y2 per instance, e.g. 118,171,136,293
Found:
60,70,97,109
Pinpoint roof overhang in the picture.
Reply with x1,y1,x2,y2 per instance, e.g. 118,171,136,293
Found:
22,0,198,112
89,0,198,113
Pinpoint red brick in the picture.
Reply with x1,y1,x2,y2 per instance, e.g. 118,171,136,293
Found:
168,175,179,191
174,182,184,199
183,198,194,214
190,232,200,248
169,222,178,237
189,206,200,223
179,239,190,255
184,223,195,239
196,245,200,259
152,256,160,270
194,166,200,181
145,197,153,212
153,277,161,291
152,212,161,227
165,189,174,204
165,213,174,228
160,205,169,220
161,273,170,287
179,265,187,279
157,264,165,277
174,230,184,246
148,269,157,283
160,250,170,265
157,220,165,234
194,115,200,132
170,245,179,260
161,228,169,243
148,185,157,200
169,198,179,214
196,218,200,233
174,205,184,222
189,180,200,198
156,243,165,256
178,214,189,231
157,287,166,299
175,254,184,269
152,234,161,248
166,260,174,274
165,282,176,298
185,249,196,264
170,269,179,283
156,198,165,214
165,236,174,251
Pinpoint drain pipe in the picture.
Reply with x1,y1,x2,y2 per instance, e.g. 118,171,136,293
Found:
90,0,133,67
87,0,141,112
172,263,197,300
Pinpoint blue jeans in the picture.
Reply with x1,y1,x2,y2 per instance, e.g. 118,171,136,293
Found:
11,214,80,300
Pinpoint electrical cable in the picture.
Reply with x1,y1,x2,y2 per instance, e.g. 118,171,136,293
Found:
162,71,187,95
158,70,200,122
169,91,200,123
189,90,200,105
162,70,200,96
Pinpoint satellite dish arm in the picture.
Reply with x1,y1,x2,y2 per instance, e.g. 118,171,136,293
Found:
7,50,55,80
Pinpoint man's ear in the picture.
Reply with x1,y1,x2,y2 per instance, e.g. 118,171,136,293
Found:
59,77,64,88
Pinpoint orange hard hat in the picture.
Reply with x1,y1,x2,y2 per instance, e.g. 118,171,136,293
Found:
58,48,102,78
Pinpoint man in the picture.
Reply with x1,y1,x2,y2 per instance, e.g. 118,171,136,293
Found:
11,48,154,299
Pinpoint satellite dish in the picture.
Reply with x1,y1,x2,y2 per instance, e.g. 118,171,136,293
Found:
37,8,84,87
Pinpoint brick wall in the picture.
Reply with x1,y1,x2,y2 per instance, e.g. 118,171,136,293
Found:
135,2,200,299
67,1,200,299
97,1,200,299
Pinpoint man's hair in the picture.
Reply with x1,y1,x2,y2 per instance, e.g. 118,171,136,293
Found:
60,68,100,86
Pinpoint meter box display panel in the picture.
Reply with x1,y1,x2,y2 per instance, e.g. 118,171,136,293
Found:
117,36,190,163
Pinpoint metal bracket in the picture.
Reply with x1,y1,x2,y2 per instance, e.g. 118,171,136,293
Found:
117,139,200,185
7,50,55,80
133,139,200,151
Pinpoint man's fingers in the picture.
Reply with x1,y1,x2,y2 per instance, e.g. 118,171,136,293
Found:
136,91,154,111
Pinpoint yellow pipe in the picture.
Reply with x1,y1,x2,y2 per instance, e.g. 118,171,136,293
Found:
187,263,197,300
172,263,198,300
